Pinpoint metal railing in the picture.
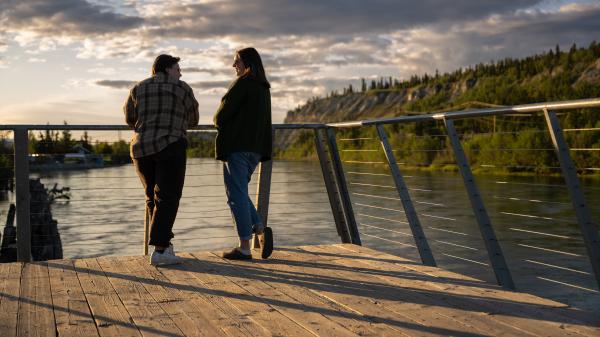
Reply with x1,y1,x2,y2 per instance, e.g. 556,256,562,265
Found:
3,97,600,298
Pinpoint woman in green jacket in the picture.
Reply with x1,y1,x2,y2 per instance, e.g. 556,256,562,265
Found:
214,47,273,260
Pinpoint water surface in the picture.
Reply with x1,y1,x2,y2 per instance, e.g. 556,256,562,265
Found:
2,158,599,310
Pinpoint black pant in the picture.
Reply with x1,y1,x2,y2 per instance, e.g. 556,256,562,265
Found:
133,138,187,247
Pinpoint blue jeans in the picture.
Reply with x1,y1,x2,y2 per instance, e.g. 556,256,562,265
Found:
223,152,262,240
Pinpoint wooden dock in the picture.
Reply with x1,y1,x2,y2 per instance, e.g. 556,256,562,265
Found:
0,244,598,336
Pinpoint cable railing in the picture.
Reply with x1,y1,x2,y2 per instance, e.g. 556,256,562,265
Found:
1,97,600,310
328,99,600,312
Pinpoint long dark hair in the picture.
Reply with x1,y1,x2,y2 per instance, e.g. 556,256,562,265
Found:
237,47,270,89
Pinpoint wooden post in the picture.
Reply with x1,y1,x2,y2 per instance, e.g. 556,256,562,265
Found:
314,128,352,243
376,125,436,266
254,129,274,248
254,160,273,248
325,128,361,245
14,128,31,262
544,109,600,289
143,207,150,255
444,118,515,290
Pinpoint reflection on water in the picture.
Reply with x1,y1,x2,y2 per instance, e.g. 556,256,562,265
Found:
1,158,599,310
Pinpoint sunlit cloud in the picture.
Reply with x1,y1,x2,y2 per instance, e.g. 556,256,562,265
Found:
1,0,598,124
95,80,136,89
0,0,143,37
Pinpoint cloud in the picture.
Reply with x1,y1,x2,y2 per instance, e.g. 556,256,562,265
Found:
189,80,232,90
182,67,230,76
95,78,234,93
0,0,143,37
95,80,136,89
2,0,599,125
5,0,542,61
145,0,543,39
381,2,600,74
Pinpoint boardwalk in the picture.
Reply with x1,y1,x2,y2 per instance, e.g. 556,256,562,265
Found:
0,244,598,336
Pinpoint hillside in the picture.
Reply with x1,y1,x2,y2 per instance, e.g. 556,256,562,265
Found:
284,42,600,125
277,42,600,174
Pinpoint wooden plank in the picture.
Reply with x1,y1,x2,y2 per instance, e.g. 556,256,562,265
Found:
17,262,56,337
271,247,486,337
0,262,22,337
337,244,600,322
336,244,565,305
206,251,365,337
331,244,600,336
96,257,185,337
74,258,142,337
123,256,232,337
0,262,9,302
210,250,408,337
47,259,100,337
185,252,316,337
302,245,532,337
3,244,597,337
266,248,441,336
149,254,268,337
326,244,483,282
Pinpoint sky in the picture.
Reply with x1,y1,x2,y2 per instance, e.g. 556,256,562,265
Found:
1,0,599,131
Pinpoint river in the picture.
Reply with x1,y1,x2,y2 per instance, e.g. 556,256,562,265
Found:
1,157,599,310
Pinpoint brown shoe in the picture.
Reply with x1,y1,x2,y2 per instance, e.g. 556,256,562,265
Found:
259,227,273,259
222,248,252,260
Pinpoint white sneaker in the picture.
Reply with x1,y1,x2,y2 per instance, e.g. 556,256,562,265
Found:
165,243,174,255
150,250,183,266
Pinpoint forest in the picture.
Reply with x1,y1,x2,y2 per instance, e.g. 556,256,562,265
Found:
279,42,600,175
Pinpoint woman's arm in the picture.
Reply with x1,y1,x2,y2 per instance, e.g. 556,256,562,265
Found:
183,84,200,128
213,78,247,127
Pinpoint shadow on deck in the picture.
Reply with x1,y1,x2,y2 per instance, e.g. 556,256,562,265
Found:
0,244,598,336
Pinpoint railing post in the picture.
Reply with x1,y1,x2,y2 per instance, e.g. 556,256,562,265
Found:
14,128,31,262
444,118,515,290
143,207,150,255
543,109,600,289
254,128,274,248
314,128,352,243
376,125,436,266
326,128,361,245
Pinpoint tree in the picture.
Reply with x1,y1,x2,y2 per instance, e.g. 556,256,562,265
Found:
80,131,93,152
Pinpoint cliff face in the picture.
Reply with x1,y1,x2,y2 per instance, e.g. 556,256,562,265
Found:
283,79,475,125
577,58,600,84
277,79,476,149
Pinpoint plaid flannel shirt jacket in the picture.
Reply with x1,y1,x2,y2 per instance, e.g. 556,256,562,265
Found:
124,73,199,158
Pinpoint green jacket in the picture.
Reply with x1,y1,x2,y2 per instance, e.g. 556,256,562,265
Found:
213,76,272,161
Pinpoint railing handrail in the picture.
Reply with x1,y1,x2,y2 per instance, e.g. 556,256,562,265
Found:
2,97,599,131
0,124,325,131
327,97,600,128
